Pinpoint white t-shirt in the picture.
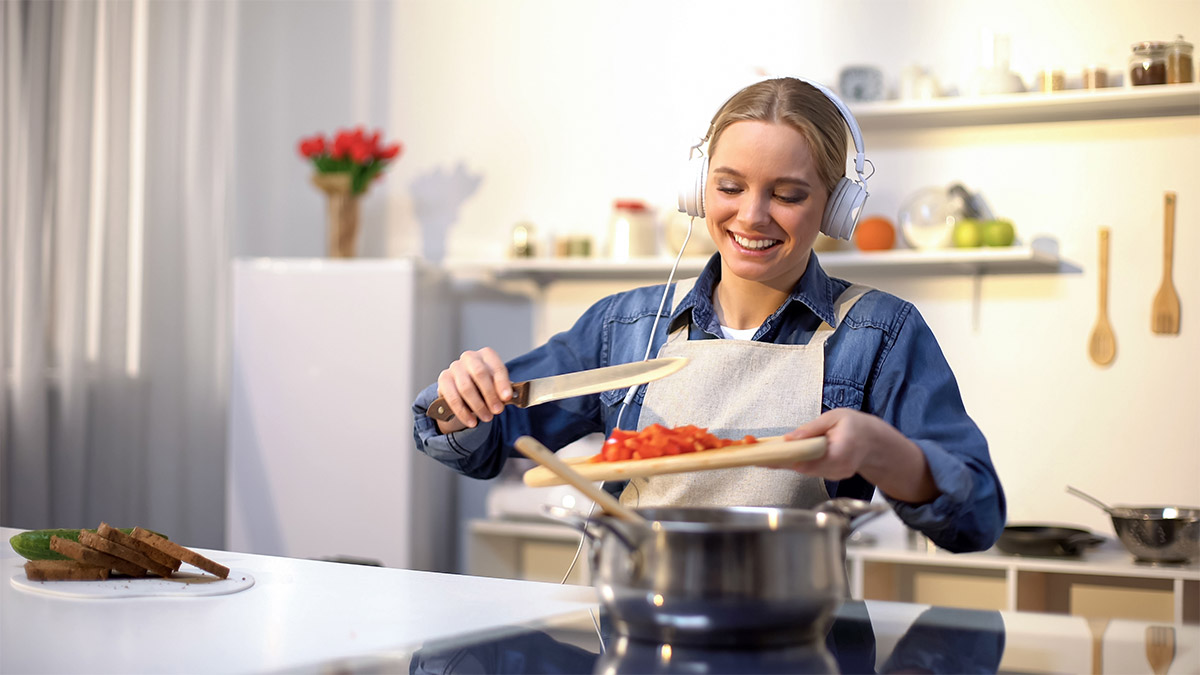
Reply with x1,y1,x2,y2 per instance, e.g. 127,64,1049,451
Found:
719,325,757,340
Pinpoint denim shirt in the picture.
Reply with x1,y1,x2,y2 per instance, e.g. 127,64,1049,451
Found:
413,254,1006,553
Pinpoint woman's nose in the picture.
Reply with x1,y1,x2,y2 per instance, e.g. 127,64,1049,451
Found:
737,193,771,227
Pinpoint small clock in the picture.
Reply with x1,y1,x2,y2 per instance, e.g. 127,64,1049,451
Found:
838,66,885,103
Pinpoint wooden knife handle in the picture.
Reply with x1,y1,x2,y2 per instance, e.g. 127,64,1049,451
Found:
427,381,530,423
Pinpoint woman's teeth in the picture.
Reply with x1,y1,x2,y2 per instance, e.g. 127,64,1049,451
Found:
732,233,780,250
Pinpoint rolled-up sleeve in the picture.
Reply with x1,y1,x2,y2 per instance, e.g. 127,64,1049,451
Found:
870,305,1006,553
410,297,614,480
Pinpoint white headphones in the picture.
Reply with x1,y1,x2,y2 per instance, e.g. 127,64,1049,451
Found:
677,78,871,241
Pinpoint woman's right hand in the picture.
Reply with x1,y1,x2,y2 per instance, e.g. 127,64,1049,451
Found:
434,347,513,433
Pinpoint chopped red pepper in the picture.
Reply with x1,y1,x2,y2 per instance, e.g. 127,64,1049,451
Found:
588,425,758,463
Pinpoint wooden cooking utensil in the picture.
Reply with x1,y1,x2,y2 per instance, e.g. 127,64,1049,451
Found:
1152,192,1181,334
1089,228,1117,366
523,436,827,488
1087,617,1109,675
513,436,647,525
1145,625,1176,675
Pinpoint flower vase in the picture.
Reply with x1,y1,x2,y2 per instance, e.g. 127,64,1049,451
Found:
312,173,361,258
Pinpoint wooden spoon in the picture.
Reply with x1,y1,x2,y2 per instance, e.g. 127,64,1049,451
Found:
1145,625,1176,675
1089,227,1117,366
513,436,647,525
1087,617,1109,675
1151,192,1181,334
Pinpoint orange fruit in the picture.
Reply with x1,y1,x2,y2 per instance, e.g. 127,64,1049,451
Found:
853,216,896,251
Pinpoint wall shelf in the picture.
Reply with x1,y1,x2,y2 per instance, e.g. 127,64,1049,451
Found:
848,83,1200,130
444,243,1078,285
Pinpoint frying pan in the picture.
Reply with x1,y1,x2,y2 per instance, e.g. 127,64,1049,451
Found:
996,524,1105,558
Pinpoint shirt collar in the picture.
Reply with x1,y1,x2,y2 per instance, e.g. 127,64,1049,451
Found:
668,252,840,332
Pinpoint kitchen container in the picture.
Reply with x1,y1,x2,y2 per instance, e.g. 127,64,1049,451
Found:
606,199,658,259
1108,506,1200,563
1167,36,1194,83
1129,42,1168,86
1067,486,1200,563
1082,66,1110,89
546,498,886,648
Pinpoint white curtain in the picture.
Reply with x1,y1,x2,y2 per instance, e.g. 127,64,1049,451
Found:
2,0,237,548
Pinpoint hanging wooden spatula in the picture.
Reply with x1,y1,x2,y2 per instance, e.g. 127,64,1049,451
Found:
1151,192,1181,334
1089,227,1117,366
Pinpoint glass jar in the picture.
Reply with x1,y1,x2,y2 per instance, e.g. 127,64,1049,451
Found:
1129,41,1168,86
606,199,657,259
1167,36,1194,84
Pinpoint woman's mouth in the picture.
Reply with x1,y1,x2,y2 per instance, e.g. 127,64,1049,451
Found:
731,232,781,251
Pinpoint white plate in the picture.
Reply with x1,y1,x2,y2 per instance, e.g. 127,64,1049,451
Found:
10,567,254,599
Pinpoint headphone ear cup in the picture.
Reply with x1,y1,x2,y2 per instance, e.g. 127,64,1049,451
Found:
821,178,869,240
677,154,708,218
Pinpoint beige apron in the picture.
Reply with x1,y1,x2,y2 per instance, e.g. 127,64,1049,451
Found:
620,278,871,509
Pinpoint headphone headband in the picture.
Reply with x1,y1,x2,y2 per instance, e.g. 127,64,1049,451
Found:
677,76,871,241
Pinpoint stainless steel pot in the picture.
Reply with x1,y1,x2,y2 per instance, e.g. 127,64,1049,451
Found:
546,498,886,648
1108,506,1200,564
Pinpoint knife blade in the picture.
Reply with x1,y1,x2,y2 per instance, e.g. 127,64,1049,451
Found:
426,356,688,423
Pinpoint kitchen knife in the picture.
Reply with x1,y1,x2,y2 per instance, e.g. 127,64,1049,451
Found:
426,356,689,422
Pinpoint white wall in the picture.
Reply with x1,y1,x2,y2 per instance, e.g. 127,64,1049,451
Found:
382,0,1200,535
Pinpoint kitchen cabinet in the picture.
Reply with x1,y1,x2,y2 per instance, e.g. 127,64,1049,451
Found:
467,517,1200,625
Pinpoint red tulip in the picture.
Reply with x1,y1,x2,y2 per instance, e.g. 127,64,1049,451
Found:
377,143,402,160
349,141,372,164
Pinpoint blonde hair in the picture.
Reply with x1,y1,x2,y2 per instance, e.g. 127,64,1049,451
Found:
706,78,848,197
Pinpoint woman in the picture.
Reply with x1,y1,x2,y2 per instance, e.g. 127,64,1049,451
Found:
412,77,1005,553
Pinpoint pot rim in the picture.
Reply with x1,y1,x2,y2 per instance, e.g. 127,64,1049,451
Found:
596,504,855,534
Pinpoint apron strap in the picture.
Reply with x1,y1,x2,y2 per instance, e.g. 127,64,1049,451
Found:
813,283,873,341
665,278,699,342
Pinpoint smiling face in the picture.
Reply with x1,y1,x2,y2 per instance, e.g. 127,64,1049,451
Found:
705,120,828,291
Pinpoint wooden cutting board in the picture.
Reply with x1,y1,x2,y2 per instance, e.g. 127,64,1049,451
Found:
522,436,827,487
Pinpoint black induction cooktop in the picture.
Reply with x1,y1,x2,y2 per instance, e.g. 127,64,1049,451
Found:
403,600,1006,675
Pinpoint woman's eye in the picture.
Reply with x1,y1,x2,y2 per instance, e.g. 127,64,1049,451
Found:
775,192,805,203
716,185,742,195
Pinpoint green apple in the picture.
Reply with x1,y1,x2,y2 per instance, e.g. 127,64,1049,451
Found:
952,218,982,248
981,219,1016,247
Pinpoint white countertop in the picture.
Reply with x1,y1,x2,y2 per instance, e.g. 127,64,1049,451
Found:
0,527,596,674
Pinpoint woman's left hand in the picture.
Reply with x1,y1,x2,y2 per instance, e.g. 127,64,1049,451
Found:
781,408,939,503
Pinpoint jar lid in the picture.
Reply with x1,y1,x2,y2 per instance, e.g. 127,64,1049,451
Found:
1171,35,1193,51
613,199,649,211
1131,41,1169,53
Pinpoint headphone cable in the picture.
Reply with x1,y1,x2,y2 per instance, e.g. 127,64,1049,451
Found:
560,217,695,586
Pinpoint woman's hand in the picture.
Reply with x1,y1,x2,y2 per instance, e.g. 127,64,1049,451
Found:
433,347,512,434
782,408,939,504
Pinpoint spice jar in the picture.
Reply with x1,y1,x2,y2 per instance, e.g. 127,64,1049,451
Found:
1167,36,1194,84
606,199,658,259
1129,41,1168,86
510,222,536,258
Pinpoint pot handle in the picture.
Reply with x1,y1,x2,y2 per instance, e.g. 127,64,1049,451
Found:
540,504,639,552
1063,531,1107,553
817,497,890,531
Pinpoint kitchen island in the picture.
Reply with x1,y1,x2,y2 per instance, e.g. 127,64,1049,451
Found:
3,526,1197,674
0,527,594,674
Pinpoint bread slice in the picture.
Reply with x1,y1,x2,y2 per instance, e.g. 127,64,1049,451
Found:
79,530,173,578
130,527,229,579
24,559,110,581
97,523,181,572
50,535,147,578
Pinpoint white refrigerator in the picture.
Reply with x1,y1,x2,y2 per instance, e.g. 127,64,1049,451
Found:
226,258,457,571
